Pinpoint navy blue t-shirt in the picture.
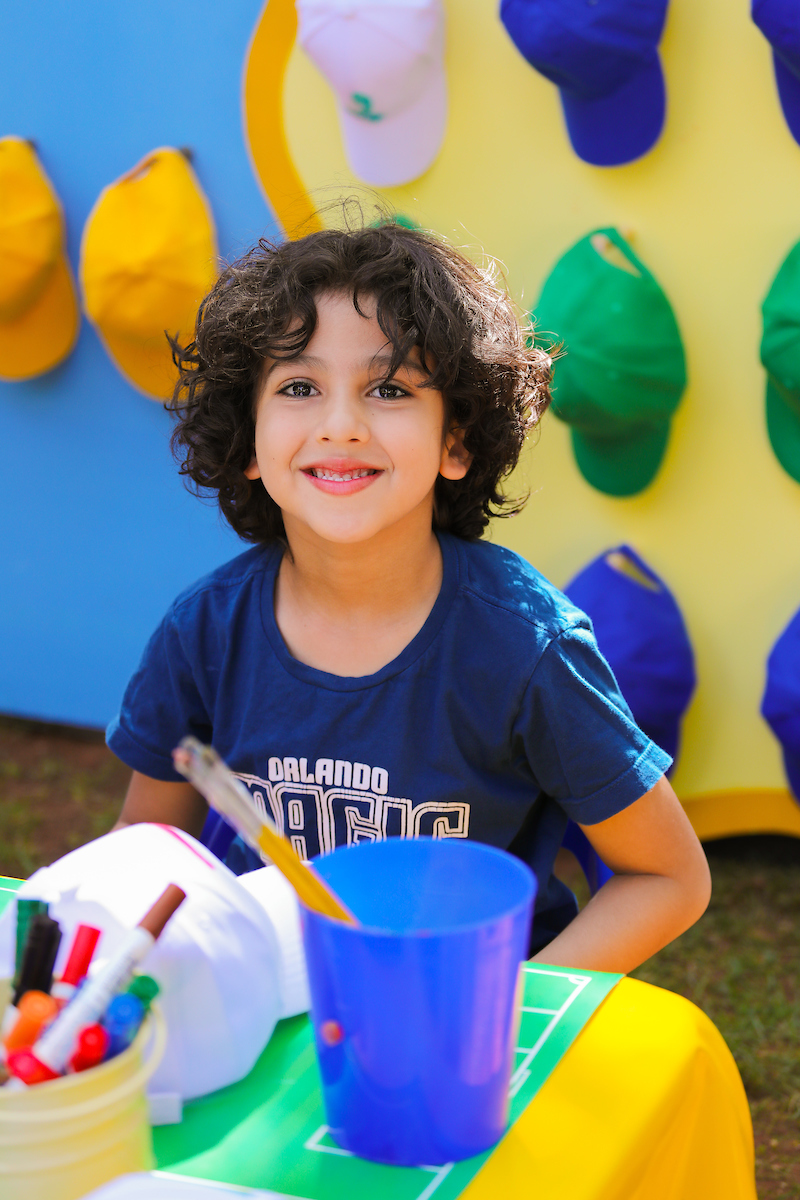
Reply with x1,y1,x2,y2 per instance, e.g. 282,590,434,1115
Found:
107,533,670,952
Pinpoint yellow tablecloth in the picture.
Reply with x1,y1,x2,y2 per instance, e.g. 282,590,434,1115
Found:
465,977,756,1200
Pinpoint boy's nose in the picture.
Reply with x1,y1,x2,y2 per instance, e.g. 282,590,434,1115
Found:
316,391,370,443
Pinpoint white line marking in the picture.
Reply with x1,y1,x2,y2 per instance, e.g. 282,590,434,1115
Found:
303,1126,455,1198
520,1006,559,1016
304,1125,353,1157
508,967,591,1093
508,1068,531,1098
414,1162,454,1200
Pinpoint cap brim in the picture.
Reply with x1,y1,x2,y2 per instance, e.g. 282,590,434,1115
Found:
772,52,800,146
560,55,665,168
766,377,800,484
0,255,79,381
94,326,182,401
571,421,670,496
336,60,447,188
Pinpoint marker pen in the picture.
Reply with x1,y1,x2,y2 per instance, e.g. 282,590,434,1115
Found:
27,884,185,1079
12,915,62,1005
102,993,145,1059
6,1048,58,1086
126,974,159,1011
69,1024,110,1073
51,925,101,1006
2,900,50,1040
3,991,59,1054
12,900,48,993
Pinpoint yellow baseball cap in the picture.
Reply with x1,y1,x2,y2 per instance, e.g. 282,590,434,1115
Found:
0,137,79,381
80,147,218,400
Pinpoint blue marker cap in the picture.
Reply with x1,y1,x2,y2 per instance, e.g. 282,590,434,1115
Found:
564,546,695,764
753,0,800,147
102,992,145,1059
761,604,800,805
499,0,668,166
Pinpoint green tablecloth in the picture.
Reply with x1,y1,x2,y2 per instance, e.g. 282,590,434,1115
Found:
0,876,621,1200
154,963,620,1200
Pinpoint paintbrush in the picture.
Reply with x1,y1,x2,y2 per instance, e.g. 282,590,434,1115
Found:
172,737,357,925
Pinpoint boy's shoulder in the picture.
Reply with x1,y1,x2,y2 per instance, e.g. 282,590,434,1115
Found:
167,543,277,622
455,536,587,641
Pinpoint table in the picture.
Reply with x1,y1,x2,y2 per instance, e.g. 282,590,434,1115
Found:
0,877,756,1199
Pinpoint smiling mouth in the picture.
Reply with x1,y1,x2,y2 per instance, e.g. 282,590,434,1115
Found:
305,468,381,481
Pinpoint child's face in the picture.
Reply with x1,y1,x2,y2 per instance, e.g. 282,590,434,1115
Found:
245,291,470,548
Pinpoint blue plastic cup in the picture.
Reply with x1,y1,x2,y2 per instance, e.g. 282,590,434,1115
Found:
301,838,536,1166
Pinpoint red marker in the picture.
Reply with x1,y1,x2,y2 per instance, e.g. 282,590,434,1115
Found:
51,925,101,1006
6,1048,58,1085
69,1024,109,1073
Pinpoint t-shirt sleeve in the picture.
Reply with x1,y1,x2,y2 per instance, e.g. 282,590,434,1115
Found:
106,608,213,782
517,619,672,825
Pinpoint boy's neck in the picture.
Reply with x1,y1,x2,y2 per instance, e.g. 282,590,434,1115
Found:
274,515,445,676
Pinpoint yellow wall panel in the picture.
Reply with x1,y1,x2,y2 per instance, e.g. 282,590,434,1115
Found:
246,0,800,832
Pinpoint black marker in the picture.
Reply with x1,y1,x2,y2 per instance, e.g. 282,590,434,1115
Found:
12,914,62,1006
12,899,48,995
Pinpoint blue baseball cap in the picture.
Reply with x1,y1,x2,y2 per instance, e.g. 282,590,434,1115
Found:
564,546,695,762
761,606,800,804
752,1,800,146
499,0,669,166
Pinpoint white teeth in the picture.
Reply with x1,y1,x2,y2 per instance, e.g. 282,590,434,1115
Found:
310,468,376,481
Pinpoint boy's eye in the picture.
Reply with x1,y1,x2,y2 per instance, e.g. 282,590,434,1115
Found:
371,382,408,400
279,380,316,398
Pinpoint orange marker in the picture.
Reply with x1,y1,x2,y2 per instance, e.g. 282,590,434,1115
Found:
3,990,58,1053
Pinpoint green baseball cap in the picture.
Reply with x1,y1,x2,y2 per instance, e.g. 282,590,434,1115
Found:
761,240,800,485
533,228,687,496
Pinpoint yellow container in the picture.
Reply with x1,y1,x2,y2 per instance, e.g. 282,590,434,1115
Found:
0,980,166,1200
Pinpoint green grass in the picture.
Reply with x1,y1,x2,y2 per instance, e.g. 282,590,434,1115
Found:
631,838,800,1194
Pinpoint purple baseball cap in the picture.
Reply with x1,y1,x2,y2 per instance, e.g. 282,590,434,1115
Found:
499,0,669,166
752,0,800,146
762,604,800,805
564,545,695,765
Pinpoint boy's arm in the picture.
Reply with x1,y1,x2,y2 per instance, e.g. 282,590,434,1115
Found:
532,775,711,975
113,769,208,840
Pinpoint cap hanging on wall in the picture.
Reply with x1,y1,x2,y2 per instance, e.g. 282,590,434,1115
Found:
752,1,800,147
564,545,696,765
499,0,669,167
79,147,218,400
296,0,447,187
533,228,686,496
760,238,800,484
762,605,800,805
0,137,79,381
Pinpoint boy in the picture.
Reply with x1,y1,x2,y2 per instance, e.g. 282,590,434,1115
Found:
109,223,710,972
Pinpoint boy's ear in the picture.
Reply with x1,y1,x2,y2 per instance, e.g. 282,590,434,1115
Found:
244,455,261,481
440,426,472,480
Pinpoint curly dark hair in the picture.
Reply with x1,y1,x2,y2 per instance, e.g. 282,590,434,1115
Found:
168,221,552,542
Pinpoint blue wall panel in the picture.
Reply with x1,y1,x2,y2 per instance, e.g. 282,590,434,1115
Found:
0,1,277,728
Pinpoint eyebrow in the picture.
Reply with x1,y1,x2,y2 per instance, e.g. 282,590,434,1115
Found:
263,352,428,381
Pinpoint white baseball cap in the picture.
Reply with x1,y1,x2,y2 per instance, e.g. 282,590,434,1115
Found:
296,0,447,187
0,825,311,1100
